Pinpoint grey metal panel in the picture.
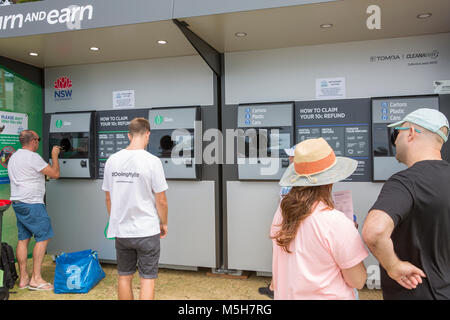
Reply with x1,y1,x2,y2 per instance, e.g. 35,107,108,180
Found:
149,107,197,129
173,0,337,18
373,157,407,181
225,34,450,104
44,56,214,113
50,158,91,178
46,179,116,260
49,113,91,132
372,96,439,124
0,0,174,38
226,181,279,272
46,179,218,268
159,181,217,268
237,159,287,180
237,103,293,127
161,158,197,179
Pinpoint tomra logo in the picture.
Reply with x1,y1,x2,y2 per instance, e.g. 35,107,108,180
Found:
54,76,73,100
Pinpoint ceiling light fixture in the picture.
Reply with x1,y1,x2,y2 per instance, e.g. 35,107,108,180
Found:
234,32,247,37
157,40,168,45
90,47,100,51
320,23,333,29
417,13,432,19
29,52,39,57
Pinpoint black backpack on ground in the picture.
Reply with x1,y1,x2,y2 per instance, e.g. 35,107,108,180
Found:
0,242,18,300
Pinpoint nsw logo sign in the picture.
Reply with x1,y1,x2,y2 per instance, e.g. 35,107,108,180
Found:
54,76,73,100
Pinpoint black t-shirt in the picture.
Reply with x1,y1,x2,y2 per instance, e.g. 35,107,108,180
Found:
370,160,450,300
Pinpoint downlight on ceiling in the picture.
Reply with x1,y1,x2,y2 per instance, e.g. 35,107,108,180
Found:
234,32,247,37
417,13,432,19
90,47,100,51
320,23,333,29
157,40,168,44
29,52,39,56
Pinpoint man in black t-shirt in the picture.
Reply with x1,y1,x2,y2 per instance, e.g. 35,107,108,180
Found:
362,108,450,300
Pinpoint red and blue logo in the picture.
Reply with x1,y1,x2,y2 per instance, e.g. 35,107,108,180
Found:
54,76,73,100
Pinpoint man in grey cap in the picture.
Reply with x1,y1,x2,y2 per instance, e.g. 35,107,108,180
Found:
363,108,450,299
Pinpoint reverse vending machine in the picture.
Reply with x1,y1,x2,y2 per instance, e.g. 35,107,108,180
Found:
372,95,439,180
147,106,219,270
48,112,95,178
236,103,294,180
148,107,201,180
226,102,294,273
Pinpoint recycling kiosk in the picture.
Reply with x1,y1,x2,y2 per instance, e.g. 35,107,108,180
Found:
148,107,201,180
48,112,95,179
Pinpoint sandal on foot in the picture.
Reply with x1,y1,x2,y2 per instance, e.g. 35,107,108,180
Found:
28,282,53,291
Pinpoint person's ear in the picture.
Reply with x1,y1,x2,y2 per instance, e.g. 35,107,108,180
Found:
408,126,417,142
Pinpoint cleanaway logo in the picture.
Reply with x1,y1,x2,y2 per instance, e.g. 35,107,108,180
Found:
0,5,93,32
54,76,73,101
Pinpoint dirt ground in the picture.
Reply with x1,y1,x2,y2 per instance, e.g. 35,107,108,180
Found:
8,255,382,300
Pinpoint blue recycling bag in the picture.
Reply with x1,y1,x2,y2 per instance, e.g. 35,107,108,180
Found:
54,249,105,294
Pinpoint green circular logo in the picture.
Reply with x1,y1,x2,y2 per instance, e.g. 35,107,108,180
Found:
55,119,63,128
155,115,163,125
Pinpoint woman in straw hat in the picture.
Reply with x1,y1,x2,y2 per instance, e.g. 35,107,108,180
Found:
271,138,368,299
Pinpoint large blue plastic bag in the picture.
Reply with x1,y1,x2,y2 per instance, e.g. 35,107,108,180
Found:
54,249,105,294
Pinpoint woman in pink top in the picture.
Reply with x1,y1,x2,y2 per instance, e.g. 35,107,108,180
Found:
271,138,368,300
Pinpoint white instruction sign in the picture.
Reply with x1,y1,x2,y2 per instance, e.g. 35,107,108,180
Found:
113,90,135,109
316,77,346,100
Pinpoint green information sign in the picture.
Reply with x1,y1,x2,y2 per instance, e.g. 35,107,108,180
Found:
0,111,28,184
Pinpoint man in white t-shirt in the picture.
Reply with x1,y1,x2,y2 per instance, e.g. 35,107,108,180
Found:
102,117,168,300
8,130,61,291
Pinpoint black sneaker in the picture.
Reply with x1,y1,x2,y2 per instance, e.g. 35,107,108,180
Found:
258,284,274,299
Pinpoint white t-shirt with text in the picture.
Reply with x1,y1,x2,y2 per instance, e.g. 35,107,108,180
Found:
8,149,48,204
102,149,168,238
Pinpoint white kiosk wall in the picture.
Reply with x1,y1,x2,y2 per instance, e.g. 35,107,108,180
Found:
224,32,450,286
44,55,219,269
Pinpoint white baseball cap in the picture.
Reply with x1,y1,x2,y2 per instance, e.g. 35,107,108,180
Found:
388,108,449,142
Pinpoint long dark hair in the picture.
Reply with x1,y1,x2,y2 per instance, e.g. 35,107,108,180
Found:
271,184,334,253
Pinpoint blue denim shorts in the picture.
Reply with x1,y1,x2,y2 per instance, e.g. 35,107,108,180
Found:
12,202,54,242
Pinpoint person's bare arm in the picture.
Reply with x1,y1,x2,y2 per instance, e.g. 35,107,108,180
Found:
155,191,168,238
40,146,60,179
342,261,367,289
104,191,111,216
362,209,426,289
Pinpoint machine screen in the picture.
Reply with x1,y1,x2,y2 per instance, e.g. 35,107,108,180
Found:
49,132,89,159
148,129,194,158
239,129,291,157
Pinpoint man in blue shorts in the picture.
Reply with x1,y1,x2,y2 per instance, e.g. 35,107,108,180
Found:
8,130,61,291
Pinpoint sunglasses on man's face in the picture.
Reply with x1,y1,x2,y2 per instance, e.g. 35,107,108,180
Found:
34,137,41,142
390,127,421,147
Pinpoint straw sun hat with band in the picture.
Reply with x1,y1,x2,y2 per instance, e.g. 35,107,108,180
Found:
279,137,358,187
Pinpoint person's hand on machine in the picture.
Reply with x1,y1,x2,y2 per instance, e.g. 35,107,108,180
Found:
51,145,61,158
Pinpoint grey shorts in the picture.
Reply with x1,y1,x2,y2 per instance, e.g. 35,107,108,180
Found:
115,234,160,279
